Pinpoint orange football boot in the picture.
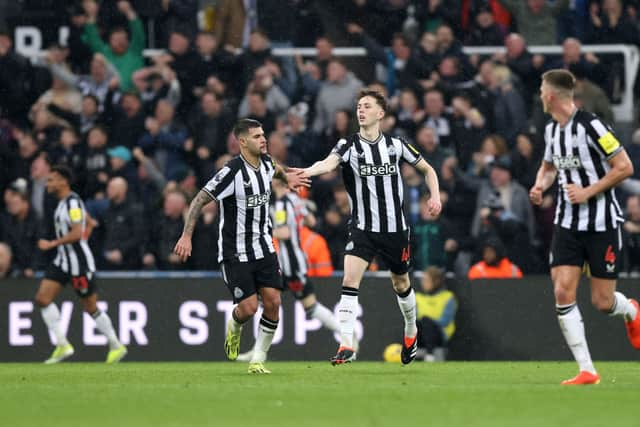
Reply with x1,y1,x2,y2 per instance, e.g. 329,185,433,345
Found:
624,299,640,349
561,371,601,385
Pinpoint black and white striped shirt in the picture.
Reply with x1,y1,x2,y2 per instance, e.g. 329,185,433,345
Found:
52,193,96,275
203,154,276,263
272,193,308,281
544,109,625,232
331,133,422,233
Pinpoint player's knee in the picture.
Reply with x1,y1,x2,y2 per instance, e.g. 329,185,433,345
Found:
591,293,613,312
553,284,576,304
262,292,281,313
34,292,51,308
391,275,410,293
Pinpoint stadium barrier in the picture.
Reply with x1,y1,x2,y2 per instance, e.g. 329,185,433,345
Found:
1,276,638,362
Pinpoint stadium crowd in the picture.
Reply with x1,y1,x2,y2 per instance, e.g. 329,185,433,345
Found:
2,0,640,279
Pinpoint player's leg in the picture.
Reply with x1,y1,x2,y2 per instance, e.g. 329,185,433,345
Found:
552,265,599,385
222,260,259,361
586,228,640,348
247,254,283,373
390,272,418,364
80,292,127,363
247,287,280,373
298,280,339,333
331,254,368,365
35,269,74,364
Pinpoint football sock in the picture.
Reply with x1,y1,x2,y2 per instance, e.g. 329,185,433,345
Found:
557,303,596,374
41,304,69,347
306,302,339,332
229,306,245,334
337,287,359,348
251,315,278,363
91,309,121,350
608,292,638,321
396,287,418,338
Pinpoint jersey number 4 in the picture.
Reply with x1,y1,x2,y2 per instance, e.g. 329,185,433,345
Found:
401,247,410,263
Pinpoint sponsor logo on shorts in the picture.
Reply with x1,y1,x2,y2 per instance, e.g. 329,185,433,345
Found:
233,287,244,299
345,241,354,251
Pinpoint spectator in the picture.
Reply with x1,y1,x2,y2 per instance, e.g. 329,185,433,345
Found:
238,66,291,118
346,24,429,96
29,77,83,136
314,36,334,80
101,177,144,270
412,193,454,271
41,51,119,109
394,88,423,138
10,129,40,182
586,0,639,45
471,156,536,244
450,92,487,167
0,242,13,278
82,0,145,92
214,0,254,50
107,145,139,193
496,33,545,110
82,126,110,200
510,133,541,191
48,127,82,169
422,89,454,149
414,126,454,181
143,190,187,270
0,30,39,124
487,64,528,146
284,102,323,167
193,31,236,99
465,6,506,46
242,91,277,136
312,59,363,134
468,237,523,279
623,195,640,274
573,72,615,124
415,266,457,361
436,25,473,78
187,91,233,184
237,29,277,91
66,4,94,73
138,99,190,181
1,178,40,277
105,92,146,150
299,224,334,277
467,134,508,179
132,65,181,114
159,0,198,43
546,38,602,87
29,154,52,222
501,0,569,45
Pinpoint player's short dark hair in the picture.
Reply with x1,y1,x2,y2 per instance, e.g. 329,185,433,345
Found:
542,69,576,92
233,118,262,139
357,89,387,113
51,164,74,185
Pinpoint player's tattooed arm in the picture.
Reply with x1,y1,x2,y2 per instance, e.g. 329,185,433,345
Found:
182,190,214,237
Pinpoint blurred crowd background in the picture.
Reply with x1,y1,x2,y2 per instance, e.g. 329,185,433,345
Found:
2,0,640,281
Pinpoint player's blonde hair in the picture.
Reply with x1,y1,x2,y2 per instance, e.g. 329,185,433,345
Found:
542,69,576,100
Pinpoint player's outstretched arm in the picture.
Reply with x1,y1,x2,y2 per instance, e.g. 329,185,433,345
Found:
298,154,341,178
273,161,311,191
415,158,442,217
174,189,214,261
529,161,557,205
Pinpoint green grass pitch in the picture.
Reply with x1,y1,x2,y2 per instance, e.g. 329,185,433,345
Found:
1,362,638,427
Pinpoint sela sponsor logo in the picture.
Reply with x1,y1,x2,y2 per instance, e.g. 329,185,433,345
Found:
359,163,398,176
552,155,583,170
247,191,271,208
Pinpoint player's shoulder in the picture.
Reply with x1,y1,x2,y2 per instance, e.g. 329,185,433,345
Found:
260,153,276,168
574,109,600,126
223,156,243,172
66,192,84,205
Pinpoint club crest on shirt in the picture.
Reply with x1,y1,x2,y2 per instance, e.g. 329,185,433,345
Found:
387,145,397,156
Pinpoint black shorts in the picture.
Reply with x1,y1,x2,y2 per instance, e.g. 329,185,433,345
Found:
284,276,314,300
345,227,411,275
550,226,622,279
44,265,97,298
221,253,283,303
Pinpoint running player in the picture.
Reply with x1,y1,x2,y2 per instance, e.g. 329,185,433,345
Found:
35,165,127,364
530,69,640,385
237,176,341,362
174,119,308,374
296,89,442,365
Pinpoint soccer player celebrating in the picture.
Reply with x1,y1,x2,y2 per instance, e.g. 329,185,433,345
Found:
174,119,308,374
36,165,127,364
296,90,442,365
530,69,640,385
237,176,341,362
